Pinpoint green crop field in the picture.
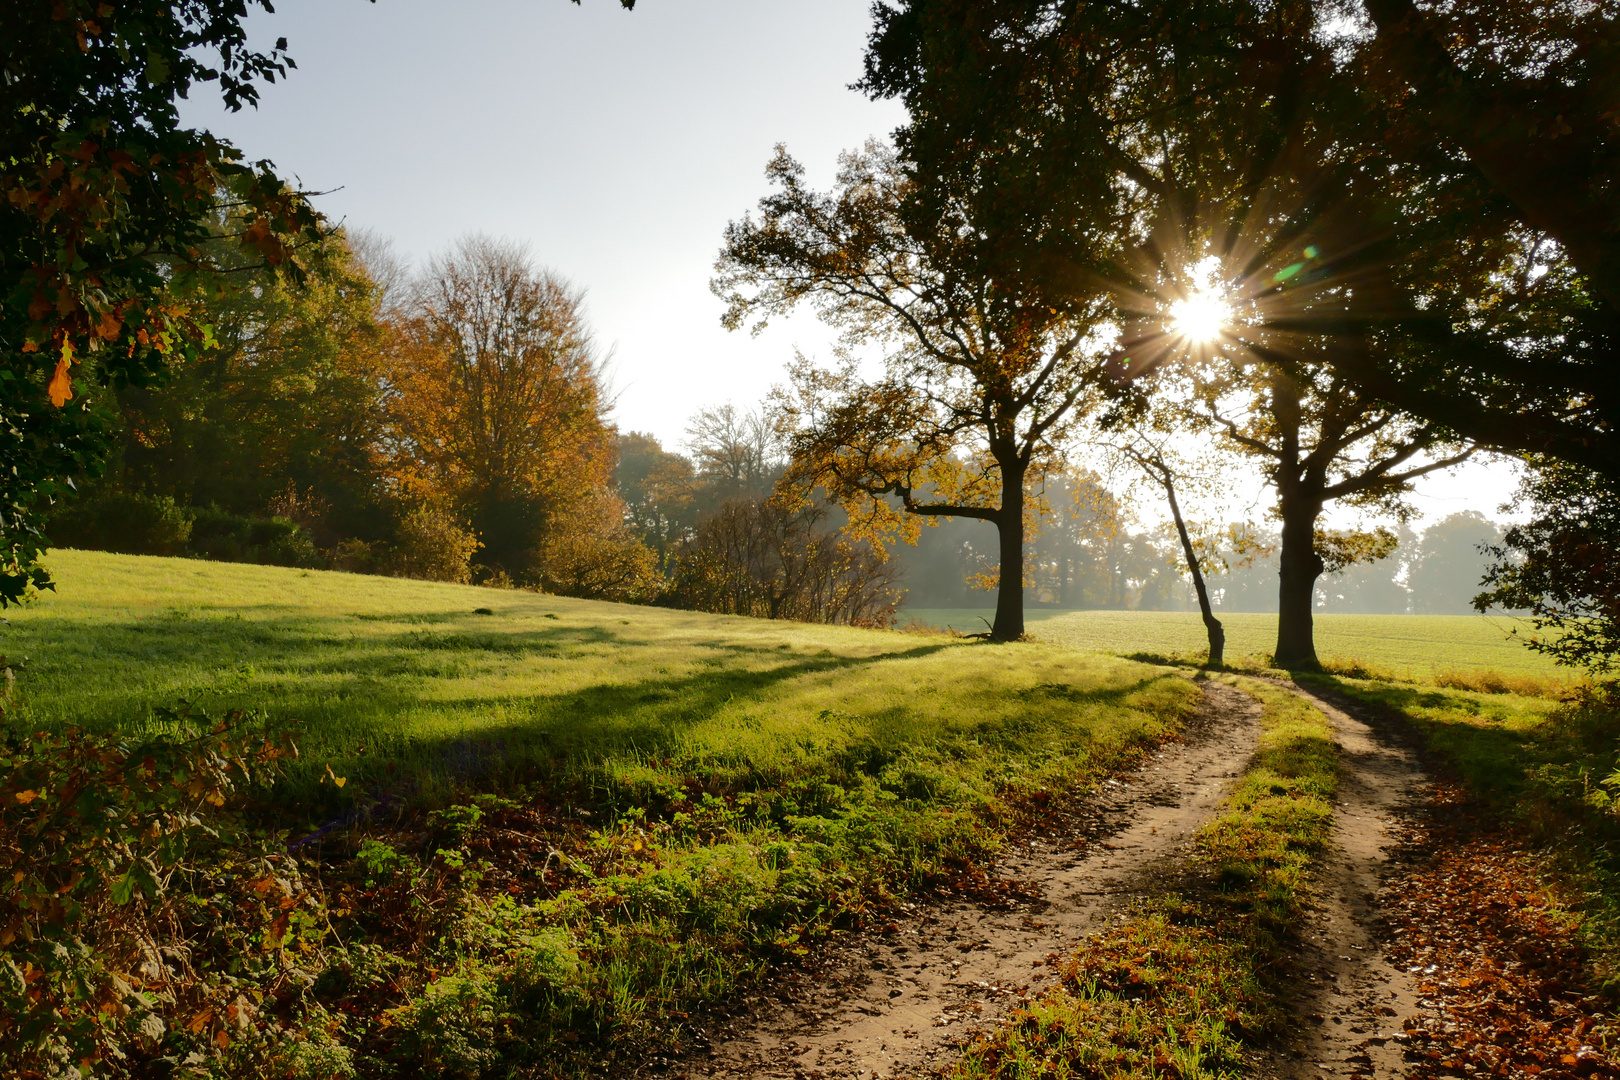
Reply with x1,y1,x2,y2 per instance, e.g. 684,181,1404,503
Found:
902,607,1560,679
5,551,1197,809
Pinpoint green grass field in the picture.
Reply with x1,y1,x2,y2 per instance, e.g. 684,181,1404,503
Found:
903,607,1559,679
6,551,1195,809
1,552,1588,1076
0,551,1208,1075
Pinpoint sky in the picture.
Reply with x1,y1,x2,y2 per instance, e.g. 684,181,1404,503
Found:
183,0,1523,530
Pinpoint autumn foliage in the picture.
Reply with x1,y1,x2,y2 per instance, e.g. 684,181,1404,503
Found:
378,236,653,596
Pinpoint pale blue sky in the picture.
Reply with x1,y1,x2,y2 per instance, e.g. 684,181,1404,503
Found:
183,0,1519,527
184,0,901,444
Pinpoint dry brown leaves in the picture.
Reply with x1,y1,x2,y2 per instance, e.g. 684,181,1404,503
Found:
1383,783,1619,1079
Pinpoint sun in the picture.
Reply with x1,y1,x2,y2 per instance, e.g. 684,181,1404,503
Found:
1168,289,1232,344
1166,256,1234,345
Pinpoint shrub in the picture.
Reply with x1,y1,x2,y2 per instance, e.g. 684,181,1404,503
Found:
385,504,480,584
0,709,336,1077
49,492,194,556
538,487,661,601
190,506,320,566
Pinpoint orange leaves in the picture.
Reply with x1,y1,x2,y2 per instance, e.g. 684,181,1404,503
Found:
1385,785,1620,1080
47,354,74,407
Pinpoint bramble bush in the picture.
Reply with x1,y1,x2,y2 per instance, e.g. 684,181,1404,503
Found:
0,707,345,1079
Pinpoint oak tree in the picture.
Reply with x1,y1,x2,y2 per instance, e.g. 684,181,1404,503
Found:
862,0,1620,475
716,145,1128,640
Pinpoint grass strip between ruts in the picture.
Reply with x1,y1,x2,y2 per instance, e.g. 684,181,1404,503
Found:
943,676,1340,1080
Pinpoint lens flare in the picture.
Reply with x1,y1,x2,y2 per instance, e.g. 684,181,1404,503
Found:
1168,290,1232,344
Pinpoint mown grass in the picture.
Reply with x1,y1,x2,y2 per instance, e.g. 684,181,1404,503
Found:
945,676,1339,1080
903,608,1562,682
8,551,1195,815
1,550,1207,1078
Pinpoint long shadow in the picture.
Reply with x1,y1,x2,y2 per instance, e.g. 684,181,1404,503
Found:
269,641,972,831
1292,670,1536,800
1016,677,1182,707
351,640,961,758
8,602,961,782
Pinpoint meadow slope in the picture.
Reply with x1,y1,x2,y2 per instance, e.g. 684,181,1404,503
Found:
1,550,1210,1076
7,550,1199,811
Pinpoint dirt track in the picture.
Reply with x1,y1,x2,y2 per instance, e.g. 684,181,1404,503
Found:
1254,679,1430,1080
674,680,1263,1080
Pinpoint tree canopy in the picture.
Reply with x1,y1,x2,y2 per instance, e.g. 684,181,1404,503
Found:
861,0,1618,476
716,144,1130,640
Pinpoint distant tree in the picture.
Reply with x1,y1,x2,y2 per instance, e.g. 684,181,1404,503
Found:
384,236,632,586
1408,511,1506,615
1317,523,1417,615
1027,470,1129,610
664,494,898,627
717,145,1128,641
888,513,986,608
685,404,780,500
616,432,699,563
1477,462,1620,674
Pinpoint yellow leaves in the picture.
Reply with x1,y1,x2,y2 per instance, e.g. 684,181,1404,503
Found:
13,789,40,805
320,763,346,787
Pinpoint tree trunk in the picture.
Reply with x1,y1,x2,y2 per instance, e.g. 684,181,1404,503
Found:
1274,492,1325,669
991,457,1026,641
1163,475,1225,666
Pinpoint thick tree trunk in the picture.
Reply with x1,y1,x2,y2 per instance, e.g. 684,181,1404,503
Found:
1274,492,1325,669
991,458,1026,641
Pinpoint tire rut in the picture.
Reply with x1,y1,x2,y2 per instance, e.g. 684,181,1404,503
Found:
1254,679,1430,1080
674,680,1262,1080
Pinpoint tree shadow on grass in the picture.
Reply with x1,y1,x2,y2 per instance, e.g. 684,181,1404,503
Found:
1298,672,1537,801
188,634,961,817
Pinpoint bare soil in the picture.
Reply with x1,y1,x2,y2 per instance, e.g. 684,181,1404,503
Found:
1251,679,1431,1080
671,679,1264,1080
